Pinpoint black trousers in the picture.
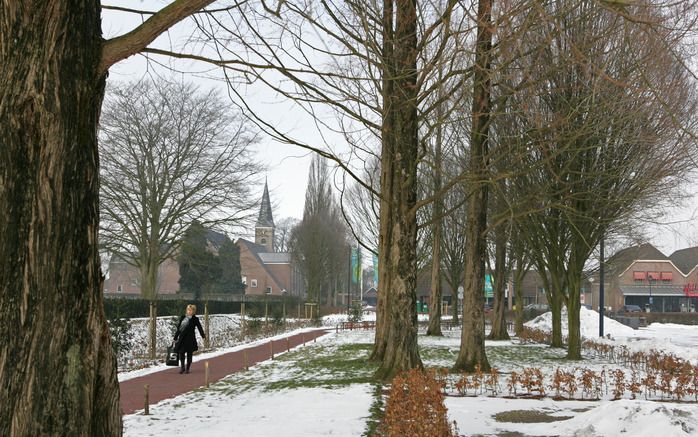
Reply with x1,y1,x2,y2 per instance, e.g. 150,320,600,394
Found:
178,352,193,369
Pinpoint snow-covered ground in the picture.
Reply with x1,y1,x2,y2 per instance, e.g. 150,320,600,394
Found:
526,307,698,364
124,319,698,437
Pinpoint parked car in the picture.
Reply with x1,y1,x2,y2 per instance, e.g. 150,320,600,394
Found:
524,303,550,312
616,304,642,315
483,304,492,314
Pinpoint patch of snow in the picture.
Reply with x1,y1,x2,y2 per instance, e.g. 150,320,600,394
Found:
525,306,636,337
124,384,374,437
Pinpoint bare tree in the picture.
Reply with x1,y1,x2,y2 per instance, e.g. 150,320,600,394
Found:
290,155,350,307
507,0,698,359
100,79,260,301
274,217,299,253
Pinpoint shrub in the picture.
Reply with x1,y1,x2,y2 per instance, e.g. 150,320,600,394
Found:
380,369,458,437
108,317,134,356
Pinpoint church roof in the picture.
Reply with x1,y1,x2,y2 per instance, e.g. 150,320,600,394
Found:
256,181,274,228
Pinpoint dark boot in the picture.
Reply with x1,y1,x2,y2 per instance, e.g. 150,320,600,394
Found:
179,366,185,374
185,363,191,374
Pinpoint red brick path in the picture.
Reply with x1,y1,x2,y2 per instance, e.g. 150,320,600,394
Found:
119,329,330,414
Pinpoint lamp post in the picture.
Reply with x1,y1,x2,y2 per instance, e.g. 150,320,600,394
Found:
588,276,594,309
648,276,653,311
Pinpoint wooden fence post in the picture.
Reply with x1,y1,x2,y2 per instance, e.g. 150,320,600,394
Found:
286,337,290,352
244,349,248,370
205,361,210,388
144,384,150,415
270,340,274,360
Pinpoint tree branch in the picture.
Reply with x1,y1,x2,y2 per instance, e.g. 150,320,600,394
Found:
100,0,216,74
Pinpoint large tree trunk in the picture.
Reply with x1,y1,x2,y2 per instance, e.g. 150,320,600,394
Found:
374,0,423,380
0,3,121,435
370,0,396,363
426,101,444,337
454,0,493,373
488,223,509,340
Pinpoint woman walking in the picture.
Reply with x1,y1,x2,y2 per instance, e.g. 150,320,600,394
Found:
173,304,206,374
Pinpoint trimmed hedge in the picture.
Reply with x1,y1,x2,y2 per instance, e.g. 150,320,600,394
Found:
104,296,303,319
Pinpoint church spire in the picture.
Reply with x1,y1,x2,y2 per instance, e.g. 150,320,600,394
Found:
256,180,275,228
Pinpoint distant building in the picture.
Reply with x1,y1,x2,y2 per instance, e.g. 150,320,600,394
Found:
588,243,698,312
103,228,229,296
236,181,305,298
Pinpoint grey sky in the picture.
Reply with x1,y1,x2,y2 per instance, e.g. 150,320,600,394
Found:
101,1,697,255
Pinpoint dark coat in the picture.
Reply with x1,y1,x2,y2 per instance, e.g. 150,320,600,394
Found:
174,314,205,353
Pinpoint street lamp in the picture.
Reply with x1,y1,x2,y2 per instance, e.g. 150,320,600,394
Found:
648,275,653,312
588,277,594,309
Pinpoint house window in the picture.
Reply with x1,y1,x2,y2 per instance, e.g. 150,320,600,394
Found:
661,272,673,282
261,238,267,244
251,279,258,288
633,271,646,283
266,286,272,294
117,285,123,293
648,272,660,282
242,276,247,285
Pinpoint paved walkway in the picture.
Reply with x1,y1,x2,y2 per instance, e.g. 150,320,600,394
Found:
119,329,330,414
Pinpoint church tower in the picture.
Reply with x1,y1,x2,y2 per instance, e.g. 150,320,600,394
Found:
255,180,275,252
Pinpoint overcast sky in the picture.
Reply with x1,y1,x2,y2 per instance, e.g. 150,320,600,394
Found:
101,1,698,256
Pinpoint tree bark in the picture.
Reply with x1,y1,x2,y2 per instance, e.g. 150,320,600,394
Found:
566,275,582,360
370,0,396,363
0,2,121,435
454,0,493,373
426,99,444,337
488,223,509,340
374,0,423,379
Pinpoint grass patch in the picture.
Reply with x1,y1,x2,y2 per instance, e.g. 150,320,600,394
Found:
493,409,573,423
362,383,386,437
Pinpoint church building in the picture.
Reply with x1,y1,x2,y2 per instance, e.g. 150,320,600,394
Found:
236,181,305,297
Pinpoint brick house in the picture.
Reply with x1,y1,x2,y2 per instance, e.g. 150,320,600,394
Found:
587,243,698,312
103,228,230,296
236,181,305,298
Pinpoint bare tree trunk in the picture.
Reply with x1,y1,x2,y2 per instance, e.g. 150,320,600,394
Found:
426,103,444,337
488,223,509,340
371,0,396,363
514,274,525,336
141,257,159,359
0,3,121,435
374,0,423,379
454,0,493,373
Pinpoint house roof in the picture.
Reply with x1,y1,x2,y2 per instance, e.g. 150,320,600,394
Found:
258,253,291,264
205,228,230,249
607,243,668,274
363,287,377,297
669,246,698,276
256,181,275,228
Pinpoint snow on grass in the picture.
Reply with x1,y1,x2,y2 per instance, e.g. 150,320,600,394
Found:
123,330,378,437
445,396,698,437
525,306,637,337
124,321,698,437
525,306,698,364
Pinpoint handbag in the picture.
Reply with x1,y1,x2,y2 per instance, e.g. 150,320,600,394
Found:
166,342,179,366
